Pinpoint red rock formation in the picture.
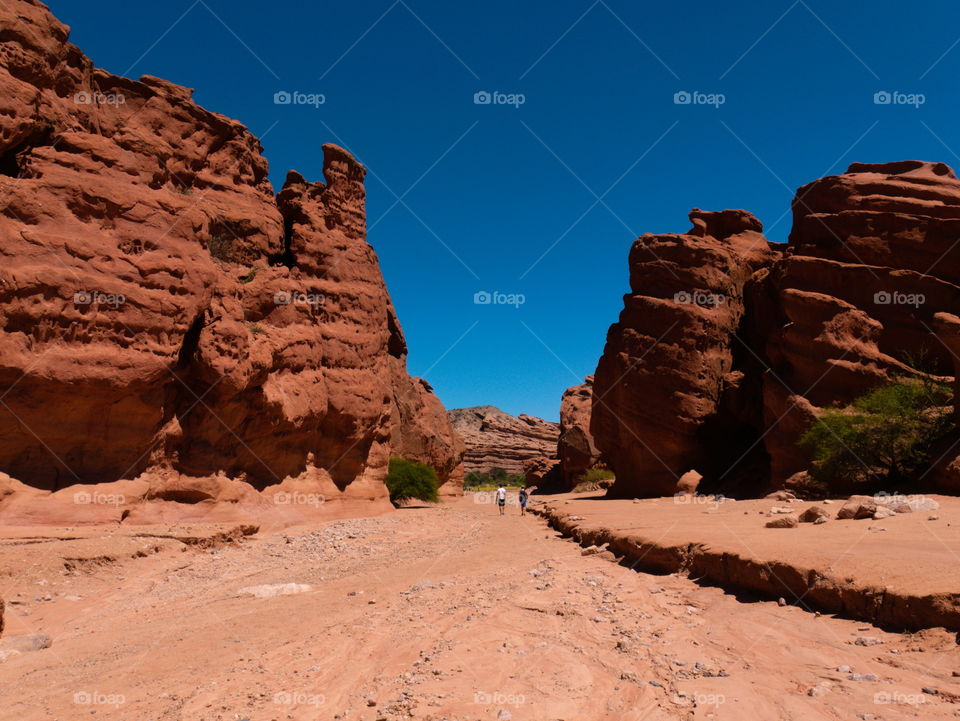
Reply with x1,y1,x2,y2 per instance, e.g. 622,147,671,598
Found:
447,406,558,476
557,376,601,487
522,456,560,488
759,161,960,485
592,163,960,498
789,160,960,285
0,0,462,523
932,313,960,492
390,377,465,496
592,209,780,497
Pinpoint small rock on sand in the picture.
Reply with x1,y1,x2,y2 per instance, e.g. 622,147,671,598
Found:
0,633,52,655
837,496,877,520
766,516,798,528
799,506,830,523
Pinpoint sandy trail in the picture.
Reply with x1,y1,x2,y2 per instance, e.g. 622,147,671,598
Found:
0,496,958,720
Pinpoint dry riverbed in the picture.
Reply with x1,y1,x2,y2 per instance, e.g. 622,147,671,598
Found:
0,496,958,720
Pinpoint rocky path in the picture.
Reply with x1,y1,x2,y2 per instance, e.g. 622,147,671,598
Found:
1,497,959,720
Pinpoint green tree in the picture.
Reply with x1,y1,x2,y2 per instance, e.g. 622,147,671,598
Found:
488,467,508,482
799,377,953,488
386,458,439,505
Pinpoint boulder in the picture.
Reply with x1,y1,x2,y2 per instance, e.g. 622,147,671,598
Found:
522,457,561,489
675,470,702,496
557,377,602,487
765,516,798,528
799,505,830,523
837,496,879,520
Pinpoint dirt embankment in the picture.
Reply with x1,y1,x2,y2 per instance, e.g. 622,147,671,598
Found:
531,493,960,633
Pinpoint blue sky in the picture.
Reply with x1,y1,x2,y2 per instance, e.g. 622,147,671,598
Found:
53,0,960,421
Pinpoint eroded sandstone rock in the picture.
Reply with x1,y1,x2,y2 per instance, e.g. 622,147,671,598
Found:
592,162,960,497
592,209,780,497
557,376,602,488
0,0,462,523
447,406,558,476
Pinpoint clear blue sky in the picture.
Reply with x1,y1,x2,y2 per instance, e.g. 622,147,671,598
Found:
52,0,960,421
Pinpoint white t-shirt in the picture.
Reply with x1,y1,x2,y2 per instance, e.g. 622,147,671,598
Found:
496,487,506,500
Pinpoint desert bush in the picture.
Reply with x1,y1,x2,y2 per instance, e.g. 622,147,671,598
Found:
577,467,615,484
208,232,234,263
572,466,615,493
463,469,525,489
798,377,953,489
386,458,439,505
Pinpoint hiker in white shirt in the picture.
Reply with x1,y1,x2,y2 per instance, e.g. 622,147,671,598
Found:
496,484,506,515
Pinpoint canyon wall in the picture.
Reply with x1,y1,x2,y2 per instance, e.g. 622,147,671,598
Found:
447,406,558,476
0,0,462,524
592,164,960,498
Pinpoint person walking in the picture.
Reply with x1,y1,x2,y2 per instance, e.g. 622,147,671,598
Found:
518,487,528,516
496,483,506,516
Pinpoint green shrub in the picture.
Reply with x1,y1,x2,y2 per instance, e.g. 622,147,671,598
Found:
577,467,615,484
799,377,953,488
208,233,234,263
463,469,525,489
572,466,615,493
386,458,439,505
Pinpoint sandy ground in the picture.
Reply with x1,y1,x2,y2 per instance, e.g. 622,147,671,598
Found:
0,495,959,720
